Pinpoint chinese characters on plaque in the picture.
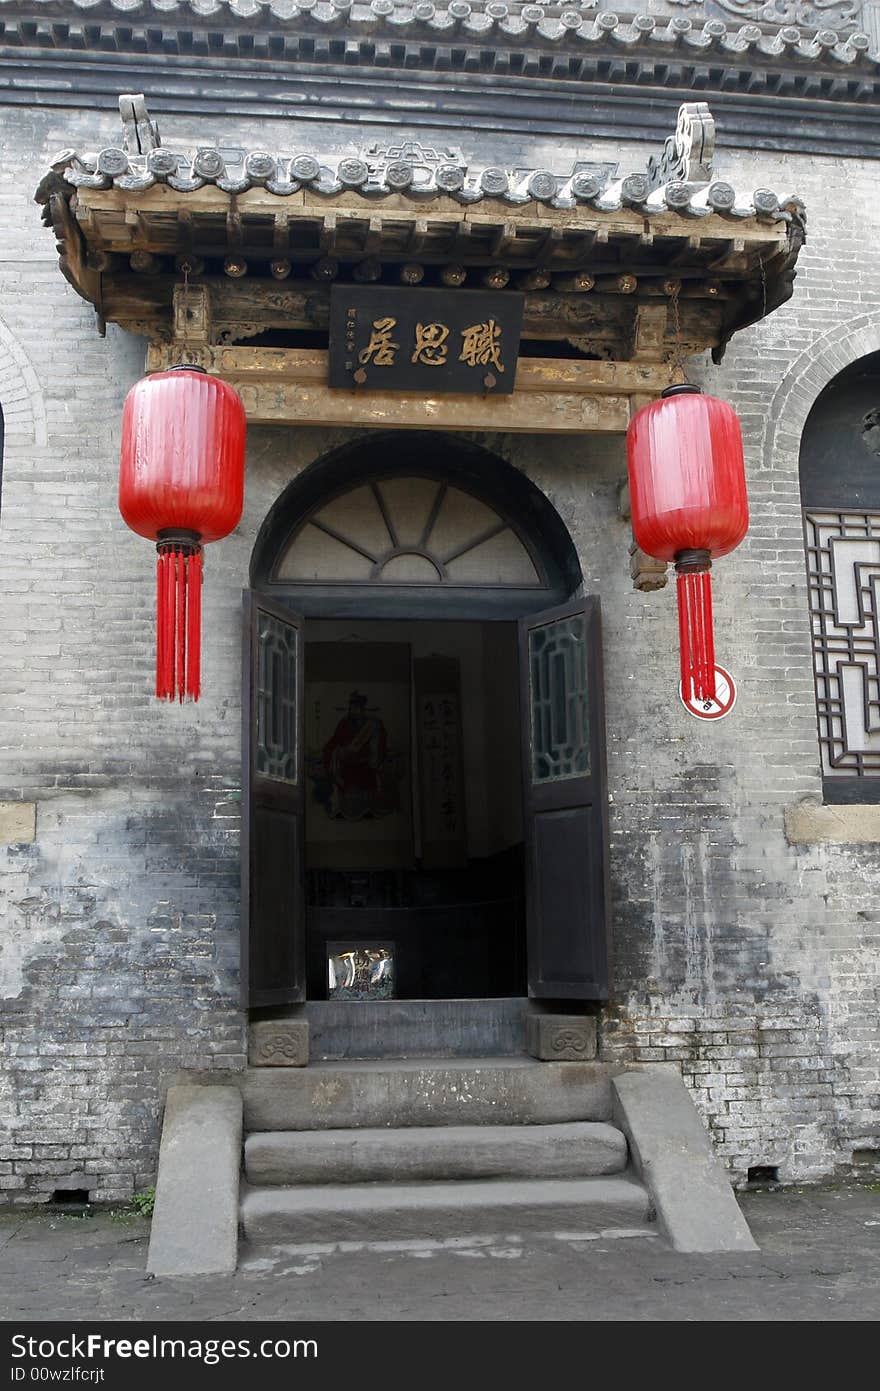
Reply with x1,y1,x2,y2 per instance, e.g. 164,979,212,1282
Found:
329,287,524,394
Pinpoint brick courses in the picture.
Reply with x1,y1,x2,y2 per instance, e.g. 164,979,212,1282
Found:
0,111,878,1199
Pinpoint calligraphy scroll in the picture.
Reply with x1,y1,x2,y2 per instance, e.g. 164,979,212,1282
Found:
414,655,468,869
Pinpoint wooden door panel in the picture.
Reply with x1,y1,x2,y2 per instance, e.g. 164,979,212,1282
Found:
248,804,303,1005
519,597,611,1001
532,806,601,995
241,591,306,1009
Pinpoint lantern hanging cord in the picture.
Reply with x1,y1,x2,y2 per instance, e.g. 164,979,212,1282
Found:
669,279,688,385
179,263,191,368
171,264,206,373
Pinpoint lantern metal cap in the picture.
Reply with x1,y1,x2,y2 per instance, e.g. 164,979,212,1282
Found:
661,383,701,398
165,363,208,374
674,547,712,574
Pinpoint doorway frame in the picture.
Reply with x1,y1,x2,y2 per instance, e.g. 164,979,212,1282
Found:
301,614,528,1003
242,432,613,1011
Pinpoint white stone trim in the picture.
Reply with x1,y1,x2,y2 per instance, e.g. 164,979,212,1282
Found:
763,313,880,472
0,802,36,845
0,316,48,449
785,800,880,845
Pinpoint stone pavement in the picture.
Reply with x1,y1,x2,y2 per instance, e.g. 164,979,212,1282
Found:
0,1185,878,1322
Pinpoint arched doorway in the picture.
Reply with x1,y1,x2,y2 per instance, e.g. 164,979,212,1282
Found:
241,433,611,1021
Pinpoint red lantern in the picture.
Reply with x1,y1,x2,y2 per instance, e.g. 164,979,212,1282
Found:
119,366,246,702
626,384,748,706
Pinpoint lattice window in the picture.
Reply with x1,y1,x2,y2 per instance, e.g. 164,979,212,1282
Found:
527,613,591,783
275,477,542,588
255,611,298,783
804,510,880,779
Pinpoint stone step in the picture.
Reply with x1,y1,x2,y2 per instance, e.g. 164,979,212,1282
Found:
240,1175,652,1245
245,1121,628,1185
303,998,527,1060
241,1058,616,1132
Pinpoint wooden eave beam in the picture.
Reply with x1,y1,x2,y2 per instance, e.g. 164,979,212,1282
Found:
56,185,790,362
144,343,676,433
72,185,790,259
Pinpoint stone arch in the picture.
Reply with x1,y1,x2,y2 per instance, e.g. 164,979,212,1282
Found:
772,318,880,800
762,314,880,473
250,430,584,618
0,316,47,451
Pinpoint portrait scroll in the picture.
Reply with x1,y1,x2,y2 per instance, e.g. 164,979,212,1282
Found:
305,642,414,868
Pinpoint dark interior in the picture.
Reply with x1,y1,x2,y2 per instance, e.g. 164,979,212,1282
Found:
306,848,526,1000
303,619,527,1001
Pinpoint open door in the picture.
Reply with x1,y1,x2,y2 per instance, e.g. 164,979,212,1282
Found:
519,596,611,1000
241,591,306,1008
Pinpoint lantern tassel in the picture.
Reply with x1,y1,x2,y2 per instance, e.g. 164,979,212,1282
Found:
186,549,203,701
155,534,203,702
675,556,717,706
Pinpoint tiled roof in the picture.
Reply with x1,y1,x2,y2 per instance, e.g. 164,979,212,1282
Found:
34,97,806,363
38,143,801,220
1,0,877,68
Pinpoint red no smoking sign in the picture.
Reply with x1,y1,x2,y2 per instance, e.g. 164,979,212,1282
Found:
679,665,737,721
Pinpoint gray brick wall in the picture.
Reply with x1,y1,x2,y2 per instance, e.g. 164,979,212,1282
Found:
0,107,878,1199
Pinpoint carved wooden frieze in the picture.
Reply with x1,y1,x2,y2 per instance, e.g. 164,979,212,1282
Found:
146,342,659,432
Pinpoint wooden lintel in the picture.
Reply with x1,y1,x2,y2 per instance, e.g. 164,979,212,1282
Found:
629,392,658,420
217,379,630,433
148,342,674,433
75,185,790,254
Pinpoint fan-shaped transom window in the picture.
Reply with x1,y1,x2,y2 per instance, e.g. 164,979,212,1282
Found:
276,477,544,588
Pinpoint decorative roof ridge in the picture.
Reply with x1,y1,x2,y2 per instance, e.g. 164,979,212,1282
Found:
34,96,806,226
2,0,877,70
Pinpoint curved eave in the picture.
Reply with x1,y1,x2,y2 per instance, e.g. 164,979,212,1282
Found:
0,0,876,73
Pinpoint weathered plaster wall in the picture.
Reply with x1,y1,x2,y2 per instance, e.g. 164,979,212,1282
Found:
1,103,878,1201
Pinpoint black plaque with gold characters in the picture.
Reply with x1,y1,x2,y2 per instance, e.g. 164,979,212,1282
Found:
329,286,524,394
